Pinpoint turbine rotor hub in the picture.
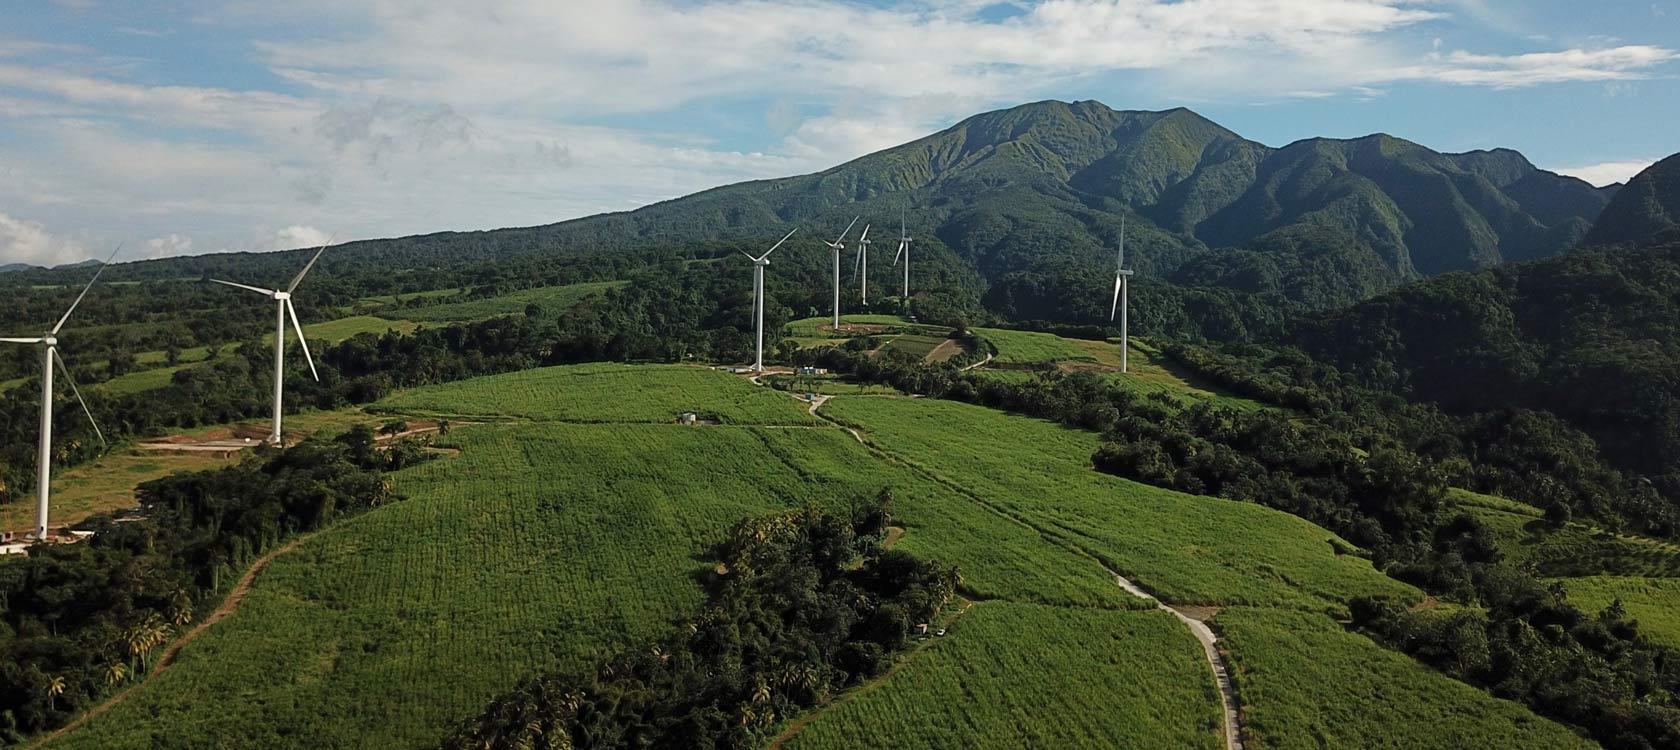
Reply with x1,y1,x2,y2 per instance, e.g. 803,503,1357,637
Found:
273,291,291,300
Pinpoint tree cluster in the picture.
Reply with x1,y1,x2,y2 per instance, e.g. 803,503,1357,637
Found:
443,492,958,750
0,429,407,743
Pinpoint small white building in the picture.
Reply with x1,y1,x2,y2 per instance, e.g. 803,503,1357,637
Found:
678,412,699,425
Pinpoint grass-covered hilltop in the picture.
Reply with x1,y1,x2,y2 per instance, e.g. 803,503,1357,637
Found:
4,100,1680,749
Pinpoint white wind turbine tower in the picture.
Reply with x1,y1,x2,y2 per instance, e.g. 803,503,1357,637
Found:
741,227,798,372
852,224,872,306
2,246,119,541
891,212,912,305
210,238,333,445
1110,218,1134,373
822,216,860,330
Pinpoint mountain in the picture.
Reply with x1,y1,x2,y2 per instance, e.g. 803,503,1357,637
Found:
3,100,1614,315
530,101,1608,290
1582,153,1680,247
0,263,38,273
1288,240,1680,500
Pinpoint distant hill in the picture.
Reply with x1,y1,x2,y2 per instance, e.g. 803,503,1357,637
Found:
1582,153,1680,247
0,263,37,273
1289,240,1680,498
6,100,1612,314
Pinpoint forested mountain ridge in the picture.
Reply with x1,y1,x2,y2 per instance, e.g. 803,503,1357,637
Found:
1583,152,1680,247
2,100,1613,312
1289,237,1680,500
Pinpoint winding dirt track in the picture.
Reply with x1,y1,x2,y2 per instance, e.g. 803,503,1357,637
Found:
1110,572,1244,750
33,532,316,748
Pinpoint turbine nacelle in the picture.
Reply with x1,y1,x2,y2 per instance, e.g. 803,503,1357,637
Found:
273,291,291,301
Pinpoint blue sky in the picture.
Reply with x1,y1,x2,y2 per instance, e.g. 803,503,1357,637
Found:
0,0,1675,265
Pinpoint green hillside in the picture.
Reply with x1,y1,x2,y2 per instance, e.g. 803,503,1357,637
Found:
1582,153,1680,247
1289,241,1680,502
41,363,1594,749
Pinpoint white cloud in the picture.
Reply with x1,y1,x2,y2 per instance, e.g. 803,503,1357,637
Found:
143,233,193,258
0,212,85,267
1555,160,1657,187
271,225,331,250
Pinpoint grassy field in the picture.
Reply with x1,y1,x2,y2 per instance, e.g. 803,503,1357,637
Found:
376,363,822,425
356,286,465,308
376,281,624,322
972,327,1098,365
45,364,1581,749
0,451,238,535
824,396,1416,611
1457,490,1680,577
877,333,949,360
782,603,1223,750
786,314,922,338
1216,607,1593,749
50,373,1141,747
1556,577,1680,649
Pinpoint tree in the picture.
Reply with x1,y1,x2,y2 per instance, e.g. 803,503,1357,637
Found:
44,675,65,712
125,613,169,672
380,420,409,439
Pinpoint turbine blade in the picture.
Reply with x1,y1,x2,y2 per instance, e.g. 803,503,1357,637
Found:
1110,276,1123,321
286,300,320,381
853,246,863,282
210,278,277,296
52,349,106,452
858,224,870,243
51,243,121,335
286,236,334,293
763,227,798,258
0,337,45,344
1118,216,1126,271
892,241,903,267
833,215,860,244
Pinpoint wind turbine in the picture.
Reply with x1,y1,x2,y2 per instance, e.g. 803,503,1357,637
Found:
2,246,119,541
822,216,860,330
741,227,797,372
852,224,872,306
891,211,912,306
209,238,333,445
1110,217,1133,373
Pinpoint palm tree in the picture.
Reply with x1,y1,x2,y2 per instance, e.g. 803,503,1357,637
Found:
44,675,65,711
104,662,129,687
125,613,169,671
168,590,194,627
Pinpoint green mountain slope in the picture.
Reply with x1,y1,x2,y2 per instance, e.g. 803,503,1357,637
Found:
1289,240,1680,501
1582,153,1680,247
11,100,1612,316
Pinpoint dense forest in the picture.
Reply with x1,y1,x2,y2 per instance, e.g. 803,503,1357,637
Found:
444,494,958,749
1290,241,1680,501
0,429,412,742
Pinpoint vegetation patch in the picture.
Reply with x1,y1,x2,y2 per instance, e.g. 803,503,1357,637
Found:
1555,576,1680,650
782,602,1223,750
823,396,1416,611
445,500,959,749
381,281,625,322
1217,607,1593,749
377,363,821,425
